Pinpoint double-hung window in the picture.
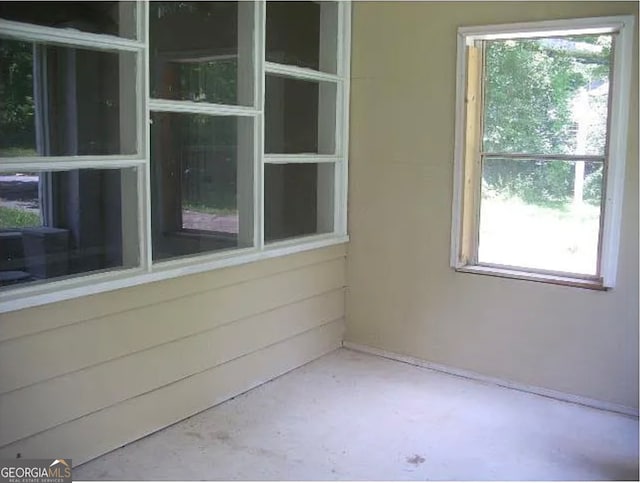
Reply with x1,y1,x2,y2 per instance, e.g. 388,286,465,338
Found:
451,16,634,289
0,1,350,311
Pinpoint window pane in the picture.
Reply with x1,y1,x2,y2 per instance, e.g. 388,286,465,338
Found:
482,35,612,156
265,163,334,242
266,1,338,74
149,2,254,106
150,112,254,262
478,157,603,275
0,2,137,39
265,75,336,154
0,38,137,157
0,168,139,290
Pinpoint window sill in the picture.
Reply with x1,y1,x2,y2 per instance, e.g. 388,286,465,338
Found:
455,264,606,291
0,234,349,314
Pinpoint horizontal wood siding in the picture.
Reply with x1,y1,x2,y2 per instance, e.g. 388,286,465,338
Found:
0,321,344,465
0,244,346,342
0,245,346,465
0,259,344,393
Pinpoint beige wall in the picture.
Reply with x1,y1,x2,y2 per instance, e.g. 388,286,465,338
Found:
346,2,639,410
0,245,346,465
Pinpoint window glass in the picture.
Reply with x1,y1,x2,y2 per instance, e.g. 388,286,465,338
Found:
266,1,338,74
265,74,336,154
0,168,140,290
0,38,137,157
150,112,254,262
0,2,137,39
149,1,254,106
478,158,603,275
482,35,612,156
471,32,614,278
265,163,334,242
0,0,348,301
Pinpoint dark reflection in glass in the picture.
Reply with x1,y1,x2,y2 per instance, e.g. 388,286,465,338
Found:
150,112,254,262
267,1,319,70
0,2,137,39
150,2,254,105
0,168,139,290
265,75,336,154
0,38,137,157
265,163,334,242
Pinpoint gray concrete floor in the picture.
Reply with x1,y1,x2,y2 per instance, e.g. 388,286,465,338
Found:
75,349,639,481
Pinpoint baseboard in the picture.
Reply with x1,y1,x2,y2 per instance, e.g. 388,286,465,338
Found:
343,341,639,418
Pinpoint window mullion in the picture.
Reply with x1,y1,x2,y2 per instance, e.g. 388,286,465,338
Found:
142,0,153,273
480,152,606,162
135,0,144,42
264,154,340,164
264,62,341,83
0,18,144,52
148,99,260,117
336,1,351,235
257,0,267,251
0,157,145,171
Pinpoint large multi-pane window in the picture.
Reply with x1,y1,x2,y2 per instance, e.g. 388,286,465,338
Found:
0,1,350,309
451,16,634,289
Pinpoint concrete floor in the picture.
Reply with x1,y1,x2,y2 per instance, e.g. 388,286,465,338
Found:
75,349,639,481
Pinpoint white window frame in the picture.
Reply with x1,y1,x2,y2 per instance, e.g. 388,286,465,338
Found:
450,15,634,290
0,0,351,313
